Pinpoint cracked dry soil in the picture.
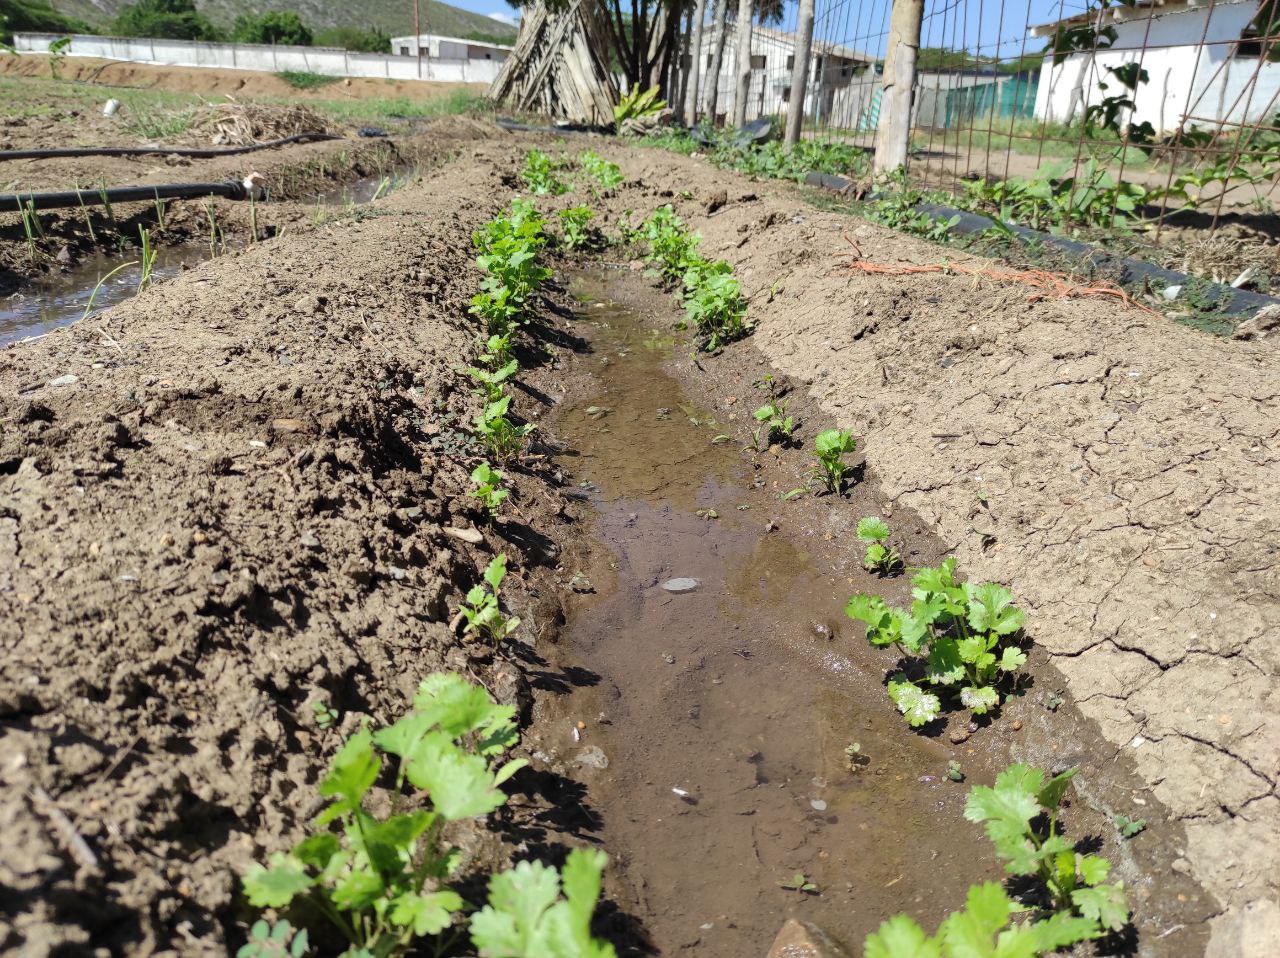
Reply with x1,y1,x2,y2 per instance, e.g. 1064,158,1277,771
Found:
0,129,1275,956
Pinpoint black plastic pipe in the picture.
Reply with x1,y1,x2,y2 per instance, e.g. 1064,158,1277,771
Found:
0,132,343,162
4,180,248,211
803,171,1279,319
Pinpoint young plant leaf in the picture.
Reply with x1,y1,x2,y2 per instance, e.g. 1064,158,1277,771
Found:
887,678,941,727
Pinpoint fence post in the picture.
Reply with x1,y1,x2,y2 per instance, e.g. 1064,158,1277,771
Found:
874,0,924,174
784,0,816,147
732,0,752,126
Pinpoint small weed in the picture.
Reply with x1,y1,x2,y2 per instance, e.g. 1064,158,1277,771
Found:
137,227,157,290
579,150,624,190
276,70,341,90
310,701,339,730
123,105,197,140
778,872,818,894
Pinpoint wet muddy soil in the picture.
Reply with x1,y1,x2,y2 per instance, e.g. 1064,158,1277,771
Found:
518,266,1218,956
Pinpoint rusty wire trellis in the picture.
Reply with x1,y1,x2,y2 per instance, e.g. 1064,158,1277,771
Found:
710,0,1280,237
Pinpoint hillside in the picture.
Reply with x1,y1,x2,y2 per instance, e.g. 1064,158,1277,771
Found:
47,0,519,43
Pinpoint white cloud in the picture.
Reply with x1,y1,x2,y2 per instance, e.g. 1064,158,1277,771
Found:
486,11,520,24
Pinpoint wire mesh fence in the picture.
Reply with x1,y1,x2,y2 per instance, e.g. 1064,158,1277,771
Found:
706,0,1280,238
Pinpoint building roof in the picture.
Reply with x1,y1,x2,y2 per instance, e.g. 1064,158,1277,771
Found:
1030,0,1250,36
389,33,514,51
707,22,875,64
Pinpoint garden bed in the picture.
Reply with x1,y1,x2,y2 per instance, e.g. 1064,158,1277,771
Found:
0,131,1275,957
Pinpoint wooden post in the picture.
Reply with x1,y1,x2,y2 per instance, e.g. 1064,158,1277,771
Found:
784,0,815,147
413,0,422,79
874,0,925,174
686,0,708,124
731,0,752,126
706,0,729,121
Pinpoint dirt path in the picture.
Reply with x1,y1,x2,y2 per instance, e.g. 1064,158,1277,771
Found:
586,143,1280,952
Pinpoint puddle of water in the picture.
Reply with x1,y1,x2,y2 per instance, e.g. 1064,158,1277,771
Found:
538,272,1002,955
309,165,418,209
0,245,211,346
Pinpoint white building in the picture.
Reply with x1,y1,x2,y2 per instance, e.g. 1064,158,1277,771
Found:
694,24,875,125
390,34,513,65
1031,0,1280,134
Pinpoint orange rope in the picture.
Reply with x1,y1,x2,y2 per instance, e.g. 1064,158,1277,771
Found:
836,237,1158,315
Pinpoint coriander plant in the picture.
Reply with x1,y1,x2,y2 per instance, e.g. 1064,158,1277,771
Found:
460,554,522,648
520,149,569,196
474,395,533,462
558,205,596,251
470,463,508,517
845,558,1027,726
752,397,793,449
812,429,856,494
578,150,624,191
241,674,527,958
856,516,901,575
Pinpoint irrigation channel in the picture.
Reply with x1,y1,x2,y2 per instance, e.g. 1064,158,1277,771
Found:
0,169,414,346
529,269,1006,954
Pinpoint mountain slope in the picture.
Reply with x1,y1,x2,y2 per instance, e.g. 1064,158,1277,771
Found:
49,0,518,43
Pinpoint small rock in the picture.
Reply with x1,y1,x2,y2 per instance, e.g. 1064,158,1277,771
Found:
949,727,971,744
445,526,484,544
766,918,851,958
809,799,828,811
705,189,728,214
573,746,609,770
1011,720,1023,731
271,418,308,433
48,374,79,387
300,531,320,548
662,577,699,594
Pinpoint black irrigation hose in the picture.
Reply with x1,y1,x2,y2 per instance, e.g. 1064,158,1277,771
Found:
4,180,248,211
495,117,604,135
0,132,343,162
803,171,1280,319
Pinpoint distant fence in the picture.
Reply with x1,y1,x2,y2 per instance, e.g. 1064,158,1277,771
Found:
12,33,503,85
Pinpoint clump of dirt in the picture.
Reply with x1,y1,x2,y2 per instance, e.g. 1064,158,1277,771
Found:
0,147,560,955
569,142,1280,950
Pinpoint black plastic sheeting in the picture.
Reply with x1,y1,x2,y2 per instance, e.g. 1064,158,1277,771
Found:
0,132,342,163
495,117,604,135
4,180,247,211
803,171,1278,318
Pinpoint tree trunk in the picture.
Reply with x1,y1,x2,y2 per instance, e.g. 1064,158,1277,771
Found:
706,0,729,121
784,0,815,146
685,0,708,124
874,0,925,174
732,0,752,126
675,5,693,122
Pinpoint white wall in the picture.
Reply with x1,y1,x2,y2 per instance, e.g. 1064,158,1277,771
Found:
14,32,503,84
1032,1,1280,133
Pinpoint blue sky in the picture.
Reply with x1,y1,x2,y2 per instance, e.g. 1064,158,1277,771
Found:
445,0,1097,61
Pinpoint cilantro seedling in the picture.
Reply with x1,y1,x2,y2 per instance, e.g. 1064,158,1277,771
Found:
966,764,1130,934
310,700,338,730
856,516,902,575
459,554,522,649
520,149,569,195
241,674,529,957
237,919,308,958
1113,814,1147,838
468,359,518,403
846,558,1028,726
778,872,819,894
558,205,597,251
578,150,624,191
470,463,509,517
812,429,855,494
948,760,964,782
752,397,793,449
470,848,616,957
474,396,534,463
